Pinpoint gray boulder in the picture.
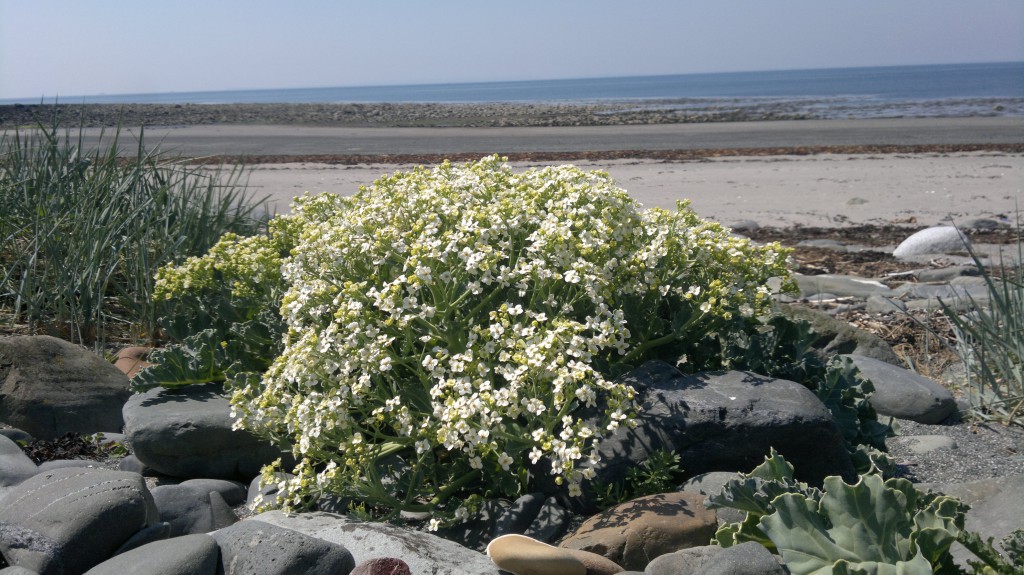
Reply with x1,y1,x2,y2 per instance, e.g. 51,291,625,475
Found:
846,354,957,424
212,520,355,575
582,361,854,510
0,467,158,575
0,435,37,488
123,383,288,480
179,478,247,506
893,226,971,258
779,304,903,365
0,336,131,440
925,474,1024,567
253,510,502,575
83,534,219,575
645,542,786,575
151,484,238,536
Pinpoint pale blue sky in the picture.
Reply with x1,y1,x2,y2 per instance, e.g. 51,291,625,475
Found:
1,0,1022,100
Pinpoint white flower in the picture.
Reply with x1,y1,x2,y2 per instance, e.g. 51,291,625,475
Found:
529,447,544,464
497,452,514,471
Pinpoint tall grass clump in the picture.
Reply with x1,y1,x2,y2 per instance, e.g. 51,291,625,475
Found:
941,224,1024,426
0,116,269,348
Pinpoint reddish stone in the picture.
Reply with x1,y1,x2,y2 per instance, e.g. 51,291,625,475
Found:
351,557,412,575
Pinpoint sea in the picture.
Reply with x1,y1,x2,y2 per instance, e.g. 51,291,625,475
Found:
4,61,1023,120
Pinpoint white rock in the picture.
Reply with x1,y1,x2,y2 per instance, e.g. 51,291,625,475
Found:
893,227,971,258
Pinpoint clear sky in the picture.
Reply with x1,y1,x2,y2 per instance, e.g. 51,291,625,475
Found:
1,0,1022,100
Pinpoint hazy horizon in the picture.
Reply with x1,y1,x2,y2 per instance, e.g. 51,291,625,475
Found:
2,0,1022,101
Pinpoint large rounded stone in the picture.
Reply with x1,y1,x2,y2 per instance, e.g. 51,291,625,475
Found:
645,541,787,575
779,304,902,364
0,467,158,575
560,491,717,571
893,226,971,258
0,435,37,488
212,520,355,575
846,354,957,424
83,534,219,575
0,336,131,440
123,383,288,480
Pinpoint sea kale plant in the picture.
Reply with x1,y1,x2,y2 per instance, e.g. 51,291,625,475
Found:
150,155,793,527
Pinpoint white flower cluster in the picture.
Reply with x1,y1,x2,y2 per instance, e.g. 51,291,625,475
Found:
229,155,791,525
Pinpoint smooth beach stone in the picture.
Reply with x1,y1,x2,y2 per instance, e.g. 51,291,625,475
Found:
923,474,1024,568
494,492,547,537
180,478,248,506
893,282,989,300
486,534,586,575
893,226,971,258
523,497,569,543
123,382,288,480
0,467,158,575
112,346,155,379
561,547,623,575
560,491,717,571
794,273,894,299
36,459,102,472
915,265,979,282
845,354,957,424
679,471,746,525
0,427,32,444
0,567,40,575
151,483,238,536
83,533,219,575
645,541,787,575
866,295,907,314
254,510,501,575
212,520,355,575
0,335,131,440
0,434,38,488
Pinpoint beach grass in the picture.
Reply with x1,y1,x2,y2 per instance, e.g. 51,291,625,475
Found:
0,115,269,349
942,225,1024,427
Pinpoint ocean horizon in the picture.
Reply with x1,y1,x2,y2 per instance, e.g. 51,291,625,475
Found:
4,61,1023,120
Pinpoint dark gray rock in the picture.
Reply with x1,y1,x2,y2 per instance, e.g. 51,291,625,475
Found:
893,226,971,258
151,484,238,536
645,542,786,575
83,534,219,575
252,510,501,575
247,472,294,509
179,478,247,506
493,493,546,537
846,354,957,424
123,383,288,480
779,304,903,364
0,467,158,575
0,336,131,440
116,454,149,475
112,521,171,555
523,497,569,543
0,435,37,488
578,362,854,513
212,520,355,575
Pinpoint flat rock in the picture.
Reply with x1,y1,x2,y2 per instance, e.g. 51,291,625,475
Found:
561,491,717,570
212,520,355,575
487,534,585,575
925,474,1024,567
0,467,158,575
123,382,288,480
846,354,957,424
0,336,131,440
83,533,219,575
253,510,502,575
795,274,894,299
645,541,787,575
893,226,971,258
890,434,957,455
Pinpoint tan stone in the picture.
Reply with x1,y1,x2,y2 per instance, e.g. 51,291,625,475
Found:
559,491,717,571
563,547,624,575
114,346,155,379
487,534,587,575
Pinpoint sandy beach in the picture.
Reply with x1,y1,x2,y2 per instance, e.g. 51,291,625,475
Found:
244,152,1024,229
